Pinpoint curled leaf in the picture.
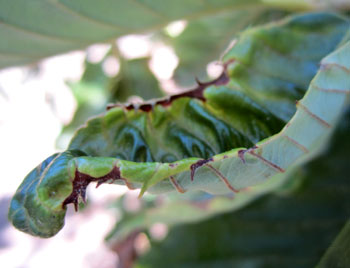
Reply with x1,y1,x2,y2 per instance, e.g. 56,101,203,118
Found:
8,150,86,237
8,13,350,237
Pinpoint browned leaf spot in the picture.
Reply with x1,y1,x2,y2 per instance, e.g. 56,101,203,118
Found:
190,158,213,181
238,149,247,163
238,145,258,163
62,166,122,211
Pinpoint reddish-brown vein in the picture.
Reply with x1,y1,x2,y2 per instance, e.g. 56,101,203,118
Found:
312,84,350,94
238,145,258,164
169,176,186,193
121,178,136,190
296,101,331,128
248,151,285,173
107,62,232,112
206,164,239,193
320,62,350,73
283,135,309,153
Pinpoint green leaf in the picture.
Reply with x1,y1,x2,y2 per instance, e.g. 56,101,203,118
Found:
68,12,350,194
134,111,350,267
168,9,288,87
60,60,113,140
7,150,86,238
0,0,257,68
8,13,350,238
317,221,350,268
0,0,339,69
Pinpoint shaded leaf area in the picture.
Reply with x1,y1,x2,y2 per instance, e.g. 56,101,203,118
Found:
69,13,349,162
58,56,164,147
167,9,288,87
2,0,347,69
0,0,310,69
134,109,350,268
317,221,350,268
111,57,164,102
106,172,292,244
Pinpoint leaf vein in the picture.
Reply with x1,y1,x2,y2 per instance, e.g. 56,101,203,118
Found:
54,0,134,31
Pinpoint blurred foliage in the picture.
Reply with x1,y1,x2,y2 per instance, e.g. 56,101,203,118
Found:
0,0,335,69
61,61,110,139
317,221,350,268
111,57,164,102
58,55,164,147
161,10,288,87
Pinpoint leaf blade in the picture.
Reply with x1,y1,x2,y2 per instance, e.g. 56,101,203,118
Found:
1,0,341,68
8,12,350,238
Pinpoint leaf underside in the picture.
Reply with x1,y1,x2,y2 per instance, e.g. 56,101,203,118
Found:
134,111,350,268
8,13,350,238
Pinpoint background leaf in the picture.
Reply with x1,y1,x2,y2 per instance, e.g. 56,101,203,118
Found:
166,10,287,87
0,0,341,69
58,54,164,148
0,0,260,68
111,57,164,102
317,221,350,268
